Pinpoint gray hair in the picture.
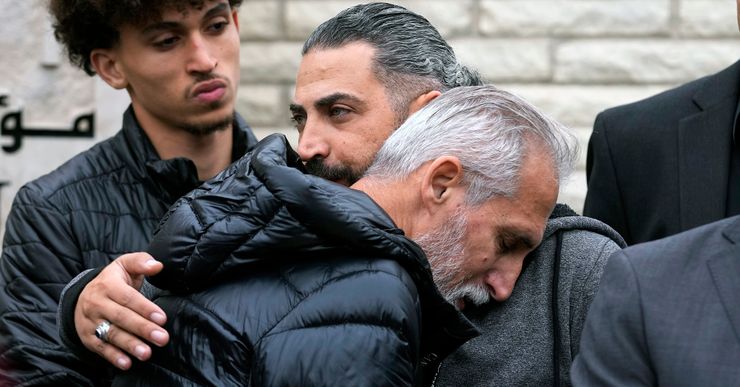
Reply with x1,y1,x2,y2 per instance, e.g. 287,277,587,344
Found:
364,85,579,205
302,2,482,116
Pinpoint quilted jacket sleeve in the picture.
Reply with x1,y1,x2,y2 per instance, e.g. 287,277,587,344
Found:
0,187,107,386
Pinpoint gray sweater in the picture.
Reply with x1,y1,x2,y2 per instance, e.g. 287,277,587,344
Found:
434,204,625,387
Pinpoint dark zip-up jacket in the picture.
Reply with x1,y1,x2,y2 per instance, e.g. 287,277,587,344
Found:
112,134,478,387
0,106,257,385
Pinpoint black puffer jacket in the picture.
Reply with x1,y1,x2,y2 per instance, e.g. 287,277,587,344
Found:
113,134,478,387
0,106,257,386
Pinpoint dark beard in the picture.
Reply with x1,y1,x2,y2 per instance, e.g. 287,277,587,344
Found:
179,113,233,136
304,157,364,184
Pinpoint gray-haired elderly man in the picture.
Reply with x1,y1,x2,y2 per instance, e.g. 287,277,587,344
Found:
62,3,624,385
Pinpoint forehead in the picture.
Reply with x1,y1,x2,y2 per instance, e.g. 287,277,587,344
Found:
294,42,386,103
472,151,558,237
120,0,228,30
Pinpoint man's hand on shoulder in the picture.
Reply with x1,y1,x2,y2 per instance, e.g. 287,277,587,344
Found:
74,253,170,370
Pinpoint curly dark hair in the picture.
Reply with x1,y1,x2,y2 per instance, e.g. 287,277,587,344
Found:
48,0,243,76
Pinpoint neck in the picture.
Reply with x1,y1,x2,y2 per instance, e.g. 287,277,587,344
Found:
137,114,234,181
352,177,417,237
158,129,233,180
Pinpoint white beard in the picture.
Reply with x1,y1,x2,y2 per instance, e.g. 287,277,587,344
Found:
414,209,490,307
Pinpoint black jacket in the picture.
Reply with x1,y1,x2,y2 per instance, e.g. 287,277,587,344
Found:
584,60,740,245
113,135,478,387
0,106,257,385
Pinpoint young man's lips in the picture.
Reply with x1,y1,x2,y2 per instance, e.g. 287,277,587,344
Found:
192,80,227,103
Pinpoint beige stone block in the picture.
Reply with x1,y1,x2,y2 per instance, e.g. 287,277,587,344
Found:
391,0,475,37
238,1,281,40
451,39,551,82
480,0,669,37
559,169,587,214
501,84,671,127
572,126,591,171
555,40,740,83
240,42,304,83
285,0,474,41
236,85,285,127
678,1,740,37
285,1,369,41
252,127,299,149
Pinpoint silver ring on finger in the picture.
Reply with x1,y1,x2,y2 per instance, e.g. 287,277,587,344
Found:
95,320,112,343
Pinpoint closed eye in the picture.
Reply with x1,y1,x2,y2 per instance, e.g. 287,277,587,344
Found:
497,232,535,255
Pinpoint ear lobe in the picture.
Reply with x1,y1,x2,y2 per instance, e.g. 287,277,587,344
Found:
91,49,128,90
408,90,442,116
420,156,464,206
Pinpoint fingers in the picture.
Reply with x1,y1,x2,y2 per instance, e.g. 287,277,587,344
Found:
74,253,170,369
91,326,134,370
115,252,164,288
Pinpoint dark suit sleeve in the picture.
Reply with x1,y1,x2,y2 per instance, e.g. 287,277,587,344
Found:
583,113,632,244
570,250,655,386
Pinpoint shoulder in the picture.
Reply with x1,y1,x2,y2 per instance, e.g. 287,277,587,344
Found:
596,62,739,132
600,79,699,121
297,257,419,303
621,215,739,271
16,131,130,212
545,213,625,262
540,214,625,294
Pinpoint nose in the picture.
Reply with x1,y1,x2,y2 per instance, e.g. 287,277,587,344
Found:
483,256,525,302
296,121,330,162
186,35,218,74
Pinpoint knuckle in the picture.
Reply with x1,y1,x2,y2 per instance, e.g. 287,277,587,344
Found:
112,307,129,324
92,340,106,354
118,289,135,307
105,324,120,343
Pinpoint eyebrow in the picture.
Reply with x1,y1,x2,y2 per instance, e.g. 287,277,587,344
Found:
314,92,364,109
289,103,305,115
289,92,365,116
142,2,230,35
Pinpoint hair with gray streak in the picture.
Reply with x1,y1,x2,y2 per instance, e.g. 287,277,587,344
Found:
302,2,482,116
364,85,579,205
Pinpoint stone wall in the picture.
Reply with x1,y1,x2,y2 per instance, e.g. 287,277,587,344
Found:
1,0,739,244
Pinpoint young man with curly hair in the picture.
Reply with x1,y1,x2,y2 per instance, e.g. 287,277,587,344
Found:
0,0,257,384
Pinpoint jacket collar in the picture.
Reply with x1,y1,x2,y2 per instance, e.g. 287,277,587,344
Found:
678,60,740,231
692,59,740,111
120,105,257,204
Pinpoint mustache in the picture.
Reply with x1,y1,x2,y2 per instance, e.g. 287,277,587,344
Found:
304,158,362,184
